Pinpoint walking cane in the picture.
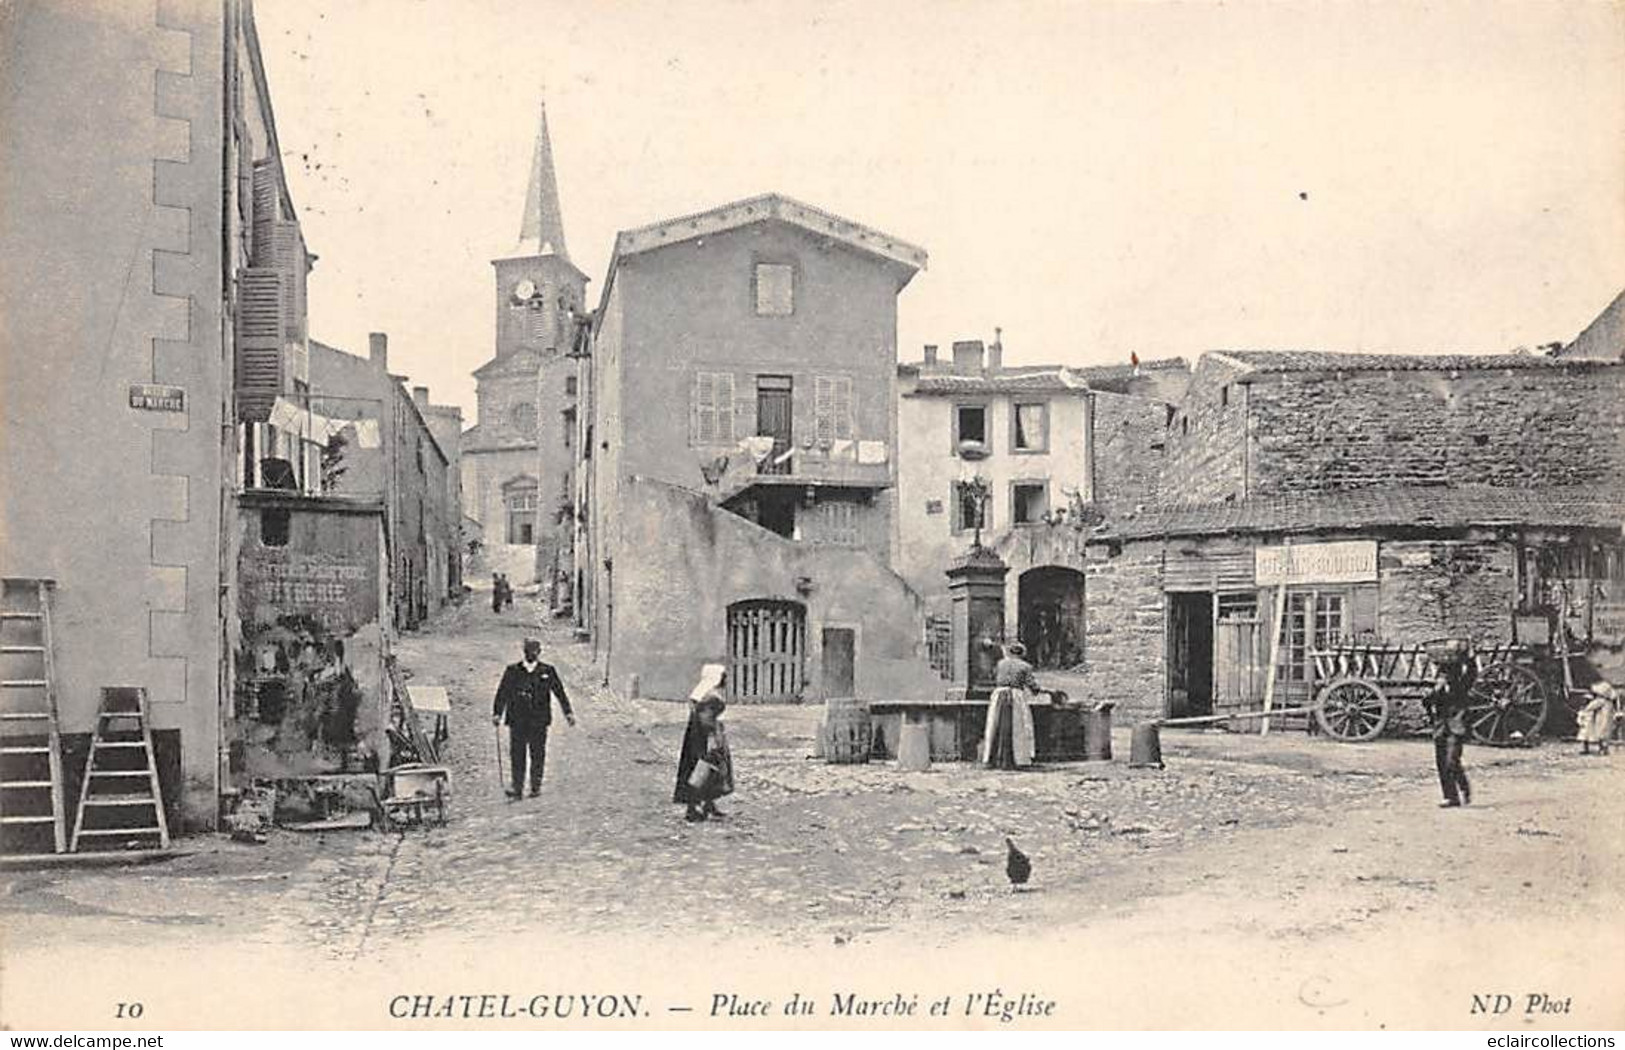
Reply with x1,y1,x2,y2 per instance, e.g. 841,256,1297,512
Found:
494,721,507,797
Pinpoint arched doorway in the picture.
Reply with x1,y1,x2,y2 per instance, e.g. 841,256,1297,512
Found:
726,599,807,701
1018,566,1085,670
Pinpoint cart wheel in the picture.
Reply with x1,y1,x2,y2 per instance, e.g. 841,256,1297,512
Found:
1314,677,1390,742
1466,663,1547,744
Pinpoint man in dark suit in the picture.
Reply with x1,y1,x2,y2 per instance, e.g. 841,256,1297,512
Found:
492,638,575,799
1425,640,1475,808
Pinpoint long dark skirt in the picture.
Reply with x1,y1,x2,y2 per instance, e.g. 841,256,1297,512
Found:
673,713,734,804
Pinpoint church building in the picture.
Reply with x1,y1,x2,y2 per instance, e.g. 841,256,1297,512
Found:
461,102,587,595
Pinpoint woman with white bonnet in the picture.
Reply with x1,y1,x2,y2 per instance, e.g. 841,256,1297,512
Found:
1577,680,1616,756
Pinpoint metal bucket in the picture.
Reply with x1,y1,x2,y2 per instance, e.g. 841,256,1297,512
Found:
1084,703,1114,761
1128,722,1164,769
896,717,931,772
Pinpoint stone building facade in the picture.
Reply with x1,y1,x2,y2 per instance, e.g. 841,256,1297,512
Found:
1077,346,1625,725
893,349,1186,673
576,194,944,704
307,335,459,630
462,103,588,591
0,0,311,833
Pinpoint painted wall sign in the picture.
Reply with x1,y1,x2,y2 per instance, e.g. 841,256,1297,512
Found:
1593,600,1625,645
1255,540,1378,586
128,384,185,412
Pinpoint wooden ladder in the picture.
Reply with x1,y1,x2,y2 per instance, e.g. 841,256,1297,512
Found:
0,577,68,856
69,687,170,853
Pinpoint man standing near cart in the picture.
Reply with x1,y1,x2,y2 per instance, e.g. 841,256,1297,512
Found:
1425,639,1475,808
492,637,575,799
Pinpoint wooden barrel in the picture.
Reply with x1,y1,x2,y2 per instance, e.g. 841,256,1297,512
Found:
824,698,873,764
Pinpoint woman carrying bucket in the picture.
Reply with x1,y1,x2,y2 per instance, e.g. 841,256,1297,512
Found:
673,664,736,822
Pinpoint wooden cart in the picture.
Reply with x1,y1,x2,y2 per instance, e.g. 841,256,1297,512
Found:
1311,642,1548,744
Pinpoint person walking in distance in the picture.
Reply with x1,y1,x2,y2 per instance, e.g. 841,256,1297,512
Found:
492,638,575,799
1425,640,1475,807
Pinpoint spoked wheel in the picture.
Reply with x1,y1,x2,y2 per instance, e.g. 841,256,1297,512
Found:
1314,677,1390,742
1466,663,1548,744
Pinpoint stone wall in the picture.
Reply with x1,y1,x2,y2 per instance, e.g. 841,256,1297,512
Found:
1076,541,1167,722
1377,538,1518,646
1092,391,1173,508
1160,355,1251,503
609,477,943,704
1246,365,1625,495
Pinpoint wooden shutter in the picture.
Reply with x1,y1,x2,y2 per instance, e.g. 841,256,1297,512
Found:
716,373,735,444
832,376,853,440
236,268,286,422
250,159,281,267
694,373,716,445
815,377,833,442
268,219,307,341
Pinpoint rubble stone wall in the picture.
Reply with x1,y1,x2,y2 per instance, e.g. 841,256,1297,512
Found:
1246,366,1625,495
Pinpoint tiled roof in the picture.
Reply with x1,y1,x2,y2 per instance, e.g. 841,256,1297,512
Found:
614,193,927,272
1098,485,1625,541
1073,358,1190,380
1213,350,1601,374
908,369,1089,395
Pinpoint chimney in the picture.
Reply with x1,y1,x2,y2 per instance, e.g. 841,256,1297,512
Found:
412,386,429,409
987,327,1003,374
952,340,984,375
923,344,938,367
368,332,388,371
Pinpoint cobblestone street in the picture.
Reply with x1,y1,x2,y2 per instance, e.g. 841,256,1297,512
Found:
3,591,1622,1027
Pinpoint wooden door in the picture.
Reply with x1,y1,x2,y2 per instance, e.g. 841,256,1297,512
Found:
1214,593,1265,708
821,627,855,699
728,600,806,701
756,376,793,475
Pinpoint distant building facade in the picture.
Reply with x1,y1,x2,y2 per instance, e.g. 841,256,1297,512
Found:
462,103,587,593
894,345,1188,672
575,194,944,704
308,335,460,630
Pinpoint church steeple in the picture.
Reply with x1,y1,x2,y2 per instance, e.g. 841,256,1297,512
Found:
515,100,569,262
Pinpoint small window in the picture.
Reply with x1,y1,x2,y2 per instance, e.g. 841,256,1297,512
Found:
1181,416,1189,436
1220,385,1230,407
565,376,578,396
955,404,987,448
951,483,991,533
261,508,290,547
754,263,794,316
1012,402,1049,452
1013,482,1049,525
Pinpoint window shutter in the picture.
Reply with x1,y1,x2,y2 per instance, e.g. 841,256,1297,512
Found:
694,372,716,445
717,373,735,443
250,159,281,267
236,268,286,422
833,376,853,440
815,376,833,443
268,219,307,342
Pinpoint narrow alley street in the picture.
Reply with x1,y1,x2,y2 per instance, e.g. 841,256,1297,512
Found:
3,590,1621,1028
